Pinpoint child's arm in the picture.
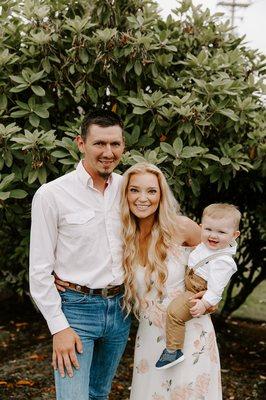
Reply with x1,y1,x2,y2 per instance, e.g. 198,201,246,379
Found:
202,258,237,307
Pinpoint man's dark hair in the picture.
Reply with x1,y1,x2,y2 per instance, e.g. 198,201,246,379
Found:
81,109,124,140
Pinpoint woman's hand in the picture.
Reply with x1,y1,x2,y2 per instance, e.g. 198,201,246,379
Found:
189,291,218,315
54,273,70,292
190,299,207,317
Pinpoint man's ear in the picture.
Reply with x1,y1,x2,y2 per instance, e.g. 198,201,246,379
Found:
234,230,240,239
76,135,85,153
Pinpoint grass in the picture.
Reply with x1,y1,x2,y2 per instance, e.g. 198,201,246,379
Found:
231,280,266,321
219,280,266,321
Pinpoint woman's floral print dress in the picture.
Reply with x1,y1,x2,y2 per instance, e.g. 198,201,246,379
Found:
129,249,222,400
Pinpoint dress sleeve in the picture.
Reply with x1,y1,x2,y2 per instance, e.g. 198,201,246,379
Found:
29,187,70,335
202,257,237,306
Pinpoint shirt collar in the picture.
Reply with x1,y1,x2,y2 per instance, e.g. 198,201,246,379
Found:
76,160,113,189
199,241,237,256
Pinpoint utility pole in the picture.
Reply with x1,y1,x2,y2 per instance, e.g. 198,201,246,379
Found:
217,0,251,28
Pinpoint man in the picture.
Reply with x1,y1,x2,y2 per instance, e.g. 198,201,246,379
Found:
30,109,131,400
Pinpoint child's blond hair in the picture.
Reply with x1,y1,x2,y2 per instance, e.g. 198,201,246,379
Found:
202,203,241,230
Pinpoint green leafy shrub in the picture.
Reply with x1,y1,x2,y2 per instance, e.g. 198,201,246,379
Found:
0,0,265,313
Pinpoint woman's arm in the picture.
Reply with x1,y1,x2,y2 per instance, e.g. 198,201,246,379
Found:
177,216,201,247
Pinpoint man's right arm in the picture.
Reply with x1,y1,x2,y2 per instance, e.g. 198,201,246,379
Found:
29,188,83,377
29,188,69,334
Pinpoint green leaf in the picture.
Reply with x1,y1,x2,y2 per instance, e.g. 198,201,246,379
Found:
0,173,15,190
29,113,40,127
131,155,146,163
173,137,183,154
133,106,148,115
79,49,89,64
130,126,140,144
134,61,142,76
190,178,200,196
87,84,98,104
34,106,49,118
151,63,158,78
59,158,76,165
220,157,231,165
181,146,205,158
51,150,70,158
0,191,10,201
127,97,145,107
160,142,175,157
173,159,182,166
10,84,28,93
204,154,220,161
28,170,39,184
9,189,28,199
218,109,239,121
10,75,26,84
4,151,13,167
31,85,45,96
38,167,47,184
10,110,30,118
0,94,7,110
138,136,155,147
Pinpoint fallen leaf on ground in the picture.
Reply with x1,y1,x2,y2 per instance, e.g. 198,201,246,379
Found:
28,354,47,361
15,322,29,328
16,379,35,386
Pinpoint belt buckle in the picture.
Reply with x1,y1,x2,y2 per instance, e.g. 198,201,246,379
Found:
102,288,108,297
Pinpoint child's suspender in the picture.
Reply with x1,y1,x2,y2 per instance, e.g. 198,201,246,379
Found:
192,252,232,272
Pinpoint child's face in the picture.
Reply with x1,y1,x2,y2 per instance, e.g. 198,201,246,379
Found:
201,215,240,250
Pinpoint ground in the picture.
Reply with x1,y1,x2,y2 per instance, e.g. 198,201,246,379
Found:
0,298,265,400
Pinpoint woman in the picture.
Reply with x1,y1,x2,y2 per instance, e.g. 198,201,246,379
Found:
56,162,222,399
120,163,222,400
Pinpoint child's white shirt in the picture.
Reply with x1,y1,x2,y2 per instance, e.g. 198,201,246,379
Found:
188,242,237,306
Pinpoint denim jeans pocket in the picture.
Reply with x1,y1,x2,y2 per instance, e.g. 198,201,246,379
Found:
60,289,87,304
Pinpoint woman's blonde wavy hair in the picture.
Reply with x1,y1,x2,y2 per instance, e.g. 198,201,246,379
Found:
121,162,182,317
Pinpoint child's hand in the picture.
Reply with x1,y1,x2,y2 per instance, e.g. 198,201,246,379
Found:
190,299,207,317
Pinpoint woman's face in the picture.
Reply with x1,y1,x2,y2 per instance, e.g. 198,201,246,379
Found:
127,172,161,221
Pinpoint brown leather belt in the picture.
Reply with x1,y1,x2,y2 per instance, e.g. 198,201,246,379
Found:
67,283,124,298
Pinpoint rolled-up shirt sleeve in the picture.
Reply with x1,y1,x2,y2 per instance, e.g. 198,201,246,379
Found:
203,258,237,306
29,187,69,335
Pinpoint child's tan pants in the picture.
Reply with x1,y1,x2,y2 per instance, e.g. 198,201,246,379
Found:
166,267,207,350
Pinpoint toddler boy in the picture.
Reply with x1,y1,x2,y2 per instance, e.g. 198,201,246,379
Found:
156,203,241,369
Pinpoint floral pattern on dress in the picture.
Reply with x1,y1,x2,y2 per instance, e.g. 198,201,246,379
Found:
170,382,193,400
161,379,173,392
157,374,210,400
152,394,166,400
136,358,149,374
192,329,207,364
206,332,218,363
194,373,211,398
141,299,167,342
129,255,222,400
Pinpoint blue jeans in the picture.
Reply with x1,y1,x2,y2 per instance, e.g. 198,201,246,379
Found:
54,289,131,400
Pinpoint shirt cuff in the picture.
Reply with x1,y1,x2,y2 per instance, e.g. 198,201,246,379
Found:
47,313,70,335
203,291,221,307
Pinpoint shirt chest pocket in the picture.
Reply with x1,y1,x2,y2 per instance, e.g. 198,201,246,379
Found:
62,210,96,239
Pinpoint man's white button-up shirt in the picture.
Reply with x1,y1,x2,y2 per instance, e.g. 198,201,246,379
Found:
30,161,124,335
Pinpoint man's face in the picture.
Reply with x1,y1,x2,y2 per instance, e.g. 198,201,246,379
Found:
76,124,124,178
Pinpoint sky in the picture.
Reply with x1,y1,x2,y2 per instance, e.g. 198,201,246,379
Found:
157,0,266,54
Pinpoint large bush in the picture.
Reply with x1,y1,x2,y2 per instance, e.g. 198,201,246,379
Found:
0,0,265,314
